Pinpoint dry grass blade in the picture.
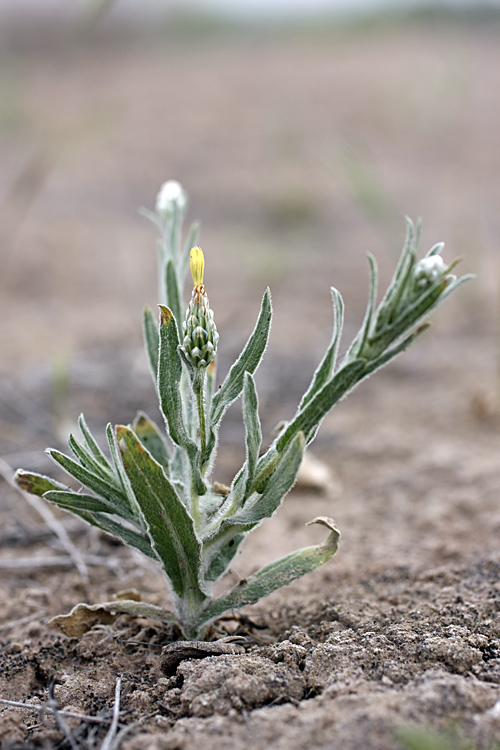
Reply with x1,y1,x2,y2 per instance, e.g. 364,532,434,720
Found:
0,697,116,726
40,679,80,750
0,457,90,582
100,677,122,750
0,554,118,572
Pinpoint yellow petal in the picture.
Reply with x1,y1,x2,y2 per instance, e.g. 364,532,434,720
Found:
190,246,204,286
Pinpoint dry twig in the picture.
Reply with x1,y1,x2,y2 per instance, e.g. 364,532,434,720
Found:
0,457,90,581
100,677,122,750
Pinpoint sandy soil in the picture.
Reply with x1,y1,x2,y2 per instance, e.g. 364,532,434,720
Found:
1,14,500,750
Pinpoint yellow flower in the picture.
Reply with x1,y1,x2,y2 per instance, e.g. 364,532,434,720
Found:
182,246,218,368
190,246,205,287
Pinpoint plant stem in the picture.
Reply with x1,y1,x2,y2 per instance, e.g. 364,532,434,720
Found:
194,369,207,457
176,588,208,639
190,368,207,531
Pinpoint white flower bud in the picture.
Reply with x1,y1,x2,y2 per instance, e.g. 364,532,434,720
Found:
155,180,187,217
413,255,447,287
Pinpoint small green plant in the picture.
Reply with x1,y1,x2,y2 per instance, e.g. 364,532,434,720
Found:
15,181,471,640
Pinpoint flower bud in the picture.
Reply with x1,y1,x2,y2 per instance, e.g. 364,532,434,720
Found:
155,180,187,218
413,255,447,288
181,247,219,368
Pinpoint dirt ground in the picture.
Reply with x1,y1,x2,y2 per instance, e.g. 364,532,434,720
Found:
1,11,500,750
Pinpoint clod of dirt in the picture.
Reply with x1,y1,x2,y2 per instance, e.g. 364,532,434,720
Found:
160,639,246,677
168,653,306,717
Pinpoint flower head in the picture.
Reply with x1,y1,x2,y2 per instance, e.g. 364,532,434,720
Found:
155,180,187,218
413,254,447,288
190,245,204,286
181,247,219,368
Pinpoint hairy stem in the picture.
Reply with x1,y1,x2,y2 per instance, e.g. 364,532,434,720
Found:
194,369,207,458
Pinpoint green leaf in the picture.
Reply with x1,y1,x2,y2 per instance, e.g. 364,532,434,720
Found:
80,512,157,560
346,253,378,360
116,425,206,601
299,287,344,410
204,533,245,583
132,412,170,468
239,431,305,526
143,306,159,379
202,433,305,580
435,272,474,305
241,372,262,503
44,490,119,515
205,358,217,412
204,289,272,466
361,323,430,379
138,206,164,232
376,218,418,329
198,517,340,627
68,433,117,485
210,289,272,428
78,414,111,470
251,359,364,493
47,448,136,521
157,305,206,496
275,358,366,453
14,469,68,497
165,259,183,331
105,422,140,516
34,493,156,560
368,277,445,355
181,221,199,281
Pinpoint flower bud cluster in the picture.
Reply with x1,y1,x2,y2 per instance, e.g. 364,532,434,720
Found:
181,284,219,368
155,180,187,218
413,255,447,288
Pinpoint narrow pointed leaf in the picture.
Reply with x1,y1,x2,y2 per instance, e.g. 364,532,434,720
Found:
241,372,262,503
376,218,417,328
361,323,430,379
275,358,366,453
105,422,140,516
165,259,182,331
116,425,205,600
435,272,474,305
14,469,68,497
204,533,246,582
157,305,206,495
205,358,217,413
132,412,170,468
202,433,305,578
237,431,305,526
143,306,159,379
78,414,111,469
138,206,164,231
210,289,272,428
33,496,156,560
198,517,340,626
81,513,157,560
44,490,120,515
181,221,200,281
347,253,378,360
369,276,446,353
47,448,136,521
299,288,344,410
68,433,117,484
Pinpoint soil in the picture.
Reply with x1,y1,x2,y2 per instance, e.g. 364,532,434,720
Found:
1,12,500,750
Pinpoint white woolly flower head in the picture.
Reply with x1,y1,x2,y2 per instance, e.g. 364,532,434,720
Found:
413,254,447,287
155,180,187,217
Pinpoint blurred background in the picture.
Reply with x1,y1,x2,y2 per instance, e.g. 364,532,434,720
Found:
0,0,499,454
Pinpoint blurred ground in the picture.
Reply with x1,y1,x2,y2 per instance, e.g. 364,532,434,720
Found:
1,11,500,750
